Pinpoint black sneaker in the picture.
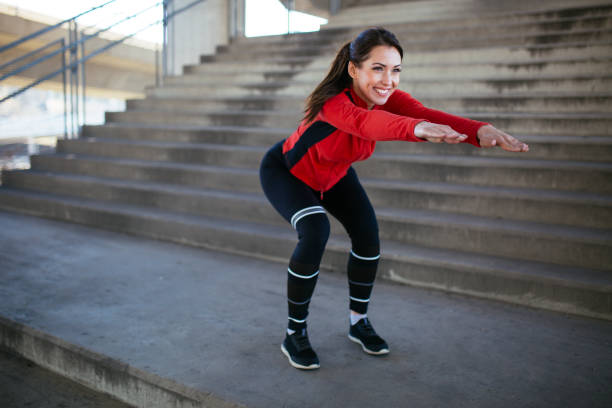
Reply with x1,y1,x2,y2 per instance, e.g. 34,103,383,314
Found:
348,317,389,355
281,328,320,370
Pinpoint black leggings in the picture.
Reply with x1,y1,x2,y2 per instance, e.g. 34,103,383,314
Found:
259,140,380,331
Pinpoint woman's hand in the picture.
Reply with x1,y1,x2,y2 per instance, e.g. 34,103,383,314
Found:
414,121,467,144
477,125,529,152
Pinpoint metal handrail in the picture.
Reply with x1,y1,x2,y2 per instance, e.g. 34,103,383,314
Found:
0,0,205,139
0,40,65,83
0,2,163,86
0,39,63,73
0,0,117,54
0,18,164,103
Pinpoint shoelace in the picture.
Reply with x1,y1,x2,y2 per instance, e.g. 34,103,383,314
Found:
293,330,312,352
359,318,377,337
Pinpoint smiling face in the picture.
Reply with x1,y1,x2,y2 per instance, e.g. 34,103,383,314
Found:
348,45,402,109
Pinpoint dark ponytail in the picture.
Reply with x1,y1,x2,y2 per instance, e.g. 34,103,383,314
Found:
303,27,403,123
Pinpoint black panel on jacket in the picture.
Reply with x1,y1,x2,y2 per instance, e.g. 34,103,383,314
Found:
284,121,337,169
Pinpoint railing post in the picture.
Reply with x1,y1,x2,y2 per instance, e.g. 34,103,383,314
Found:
155,47,160,87
68,20,79,139
229,0,237,39
62,39,68,140
287,0,295,34
230,0,245,39
330,0,341,15
169,0,175,76
162,0,169,80
80,29,86,133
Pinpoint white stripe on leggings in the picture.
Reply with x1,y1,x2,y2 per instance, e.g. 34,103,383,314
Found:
288,267,319,279
290,206,326,229
350,250,380,261
287,297,311,305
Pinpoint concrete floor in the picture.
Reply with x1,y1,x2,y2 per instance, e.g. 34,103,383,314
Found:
1,210,611,408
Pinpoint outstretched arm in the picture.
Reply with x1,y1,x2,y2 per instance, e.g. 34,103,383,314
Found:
384,90,485,146
414,122,530,152
385,90,529,152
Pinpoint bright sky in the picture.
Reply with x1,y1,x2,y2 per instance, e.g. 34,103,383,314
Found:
245,0,327,37
0,0,327,43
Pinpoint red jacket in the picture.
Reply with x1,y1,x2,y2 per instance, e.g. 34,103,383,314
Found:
282,87,487,197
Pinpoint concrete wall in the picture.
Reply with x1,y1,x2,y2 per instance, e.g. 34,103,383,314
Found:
166,0,243,76
341,0,423,6
286,0,425,17
280,0,333,18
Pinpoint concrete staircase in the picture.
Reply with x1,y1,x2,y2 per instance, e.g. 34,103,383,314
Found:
1,0,611,321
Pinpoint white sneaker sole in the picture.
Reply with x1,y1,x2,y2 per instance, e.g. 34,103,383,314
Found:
281,344,320,370
348,334,390,355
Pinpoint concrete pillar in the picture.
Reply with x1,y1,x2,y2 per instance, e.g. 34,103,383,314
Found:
229,0,246,38
166,0,244,76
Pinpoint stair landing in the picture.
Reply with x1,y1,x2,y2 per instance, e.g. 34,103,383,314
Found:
1,211,611,408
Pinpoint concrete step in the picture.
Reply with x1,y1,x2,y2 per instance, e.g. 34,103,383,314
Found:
192,43,612,73
216,30,612,59
457,112,612,136
390,76,612,98
363,179,612,230
325,1,612,28
82,123,290,147
419,94,612,113
165,71,303,85
235,4,612,45
55,138,265,169
105,110,303,130
340,0,612,12
146,76,612,100
0,187,610,320
24,155,612,229
7,167,612,244
82,123,612,162
367,14,612,38
0,349,134,408
337,0,612,14
4,170,611,270
375,207,612,271
375,135,612,162
356,152,612,193
30,153,263,194
127,96,307,112
127,93,612,114
183,61,315,75
105,109,612,137
169,59,612,84
187,43,612,75
146,82,306,99
227,17,612,52
311,43,612,67
199,54,314,65
210,35,612,62
53,138,612,193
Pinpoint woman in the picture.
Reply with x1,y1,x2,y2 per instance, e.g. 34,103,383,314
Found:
259,27,528,370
